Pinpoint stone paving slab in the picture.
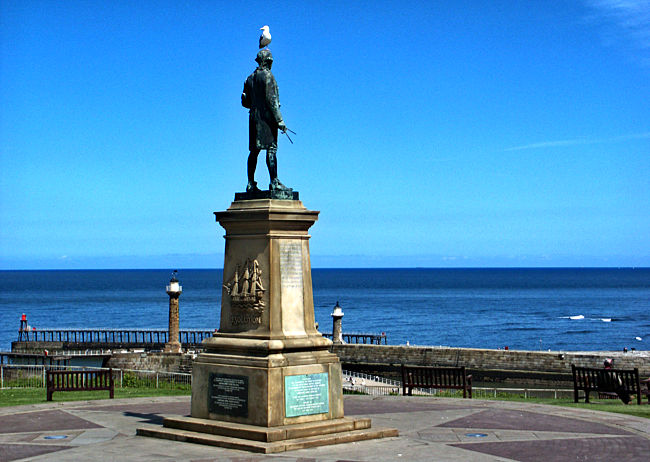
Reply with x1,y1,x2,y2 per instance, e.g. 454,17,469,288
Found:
0,395,648,461
73,401,190,416
343,398,480,415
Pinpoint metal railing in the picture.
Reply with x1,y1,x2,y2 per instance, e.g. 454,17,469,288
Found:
322,332,388,345
343,369,401,386
1,364,573,401
19,329,386,346
341,370,574,400
0,364,191,390
17,328,213,345
54,349,113,356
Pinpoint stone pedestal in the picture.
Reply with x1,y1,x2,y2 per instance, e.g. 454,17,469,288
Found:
193,199,343,426
138,198,397,452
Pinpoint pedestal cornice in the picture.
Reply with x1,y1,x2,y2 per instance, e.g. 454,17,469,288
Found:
214,200,319,235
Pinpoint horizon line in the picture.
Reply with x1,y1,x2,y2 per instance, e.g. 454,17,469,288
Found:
1,266,648,271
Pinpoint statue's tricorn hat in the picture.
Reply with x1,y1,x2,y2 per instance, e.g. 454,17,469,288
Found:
255,49,273,64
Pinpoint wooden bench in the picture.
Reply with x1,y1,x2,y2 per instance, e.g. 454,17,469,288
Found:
642,378,650,404
401,365,472,398
46,369,114,401
571,365,646,405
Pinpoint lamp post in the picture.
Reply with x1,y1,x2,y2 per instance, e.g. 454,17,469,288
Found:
331,301,344,344
164,270,182,354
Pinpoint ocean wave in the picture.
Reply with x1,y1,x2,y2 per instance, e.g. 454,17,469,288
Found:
560,315,615,322
563,329,595,335
503,327,545,332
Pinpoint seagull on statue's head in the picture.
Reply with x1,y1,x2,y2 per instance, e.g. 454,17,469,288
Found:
259,25,271,49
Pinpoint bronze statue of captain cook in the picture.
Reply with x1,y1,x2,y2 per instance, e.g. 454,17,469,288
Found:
241,49,289,193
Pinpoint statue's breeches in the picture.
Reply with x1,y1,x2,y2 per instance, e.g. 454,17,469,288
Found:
249,111,278,151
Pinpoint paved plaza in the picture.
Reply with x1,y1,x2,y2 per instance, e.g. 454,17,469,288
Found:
0,395,648,461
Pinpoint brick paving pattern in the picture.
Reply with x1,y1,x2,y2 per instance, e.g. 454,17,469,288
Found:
453,436,650,462
0,410,102,434
438,408,633,435
0,443,68,462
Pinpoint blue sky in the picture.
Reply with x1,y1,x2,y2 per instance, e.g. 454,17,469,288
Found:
1,0,649,269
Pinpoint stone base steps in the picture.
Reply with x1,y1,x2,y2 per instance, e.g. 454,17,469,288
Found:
137,416,398,454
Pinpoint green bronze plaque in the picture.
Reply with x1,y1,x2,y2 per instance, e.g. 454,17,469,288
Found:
284,372,329,418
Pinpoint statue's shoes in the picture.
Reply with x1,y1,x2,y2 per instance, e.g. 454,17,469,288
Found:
246,182,262,193
270,179,289,191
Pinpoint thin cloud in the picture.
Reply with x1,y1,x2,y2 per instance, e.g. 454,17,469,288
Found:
584,0,650,65
504,132,650,151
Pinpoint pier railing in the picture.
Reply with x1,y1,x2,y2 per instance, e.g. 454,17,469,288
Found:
322,332,387,345
18,329,386,346
17,328,214,346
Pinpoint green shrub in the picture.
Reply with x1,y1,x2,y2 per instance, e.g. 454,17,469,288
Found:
122,372,143,388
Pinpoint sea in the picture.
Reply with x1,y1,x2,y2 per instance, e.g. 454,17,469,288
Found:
1,268,649,352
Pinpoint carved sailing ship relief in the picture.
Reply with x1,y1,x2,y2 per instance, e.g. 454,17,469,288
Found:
223,258,265,326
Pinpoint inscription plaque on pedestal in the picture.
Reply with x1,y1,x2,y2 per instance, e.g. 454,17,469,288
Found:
284,372,329,418
209,373,248,418
280,241,303,290
279,240,305,335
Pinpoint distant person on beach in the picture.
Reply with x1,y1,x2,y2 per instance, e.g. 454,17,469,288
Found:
602,358,631,404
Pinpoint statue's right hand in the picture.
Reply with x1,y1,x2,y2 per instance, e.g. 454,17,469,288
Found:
278,122,286,132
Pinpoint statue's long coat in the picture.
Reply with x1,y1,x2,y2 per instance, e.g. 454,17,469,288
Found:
242,67,284,151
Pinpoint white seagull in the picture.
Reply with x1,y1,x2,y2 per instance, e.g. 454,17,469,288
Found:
259,25,271,49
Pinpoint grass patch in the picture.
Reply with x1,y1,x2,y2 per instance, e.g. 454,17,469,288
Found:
0,387,191,407
343,388,368,395
346,388,650,419
490,396,650,419
460,390,650,419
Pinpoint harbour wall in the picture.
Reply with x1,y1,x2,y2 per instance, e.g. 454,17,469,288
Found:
331,344,650,387
107,351,193,374
11,341,648,386
9,342,193,373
